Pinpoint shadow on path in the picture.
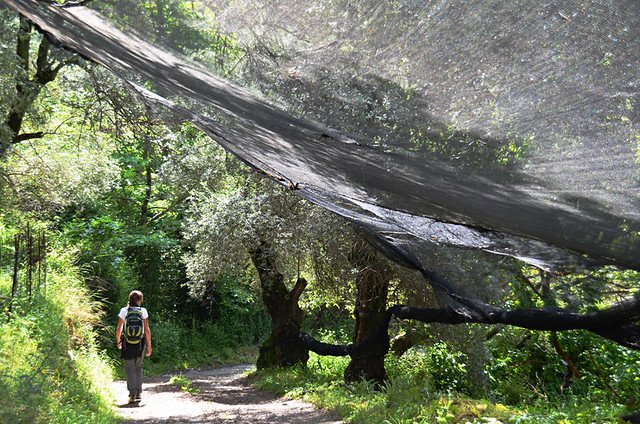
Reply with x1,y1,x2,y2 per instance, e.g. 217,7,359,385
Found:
111,364,343,424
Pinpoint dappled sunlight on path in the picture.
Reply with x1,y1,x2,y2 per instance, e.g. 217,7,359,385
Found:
110,364,343,423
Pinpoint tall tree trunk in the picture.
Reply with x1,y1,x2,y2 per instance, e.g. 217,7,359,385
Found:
2,15,78,159
250,239,309,369
140,136,153,225
2,16,32,158
344,239,393,385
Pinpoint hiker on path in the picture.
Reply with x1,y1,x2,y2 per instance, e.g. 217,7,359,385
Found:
116,290,152,404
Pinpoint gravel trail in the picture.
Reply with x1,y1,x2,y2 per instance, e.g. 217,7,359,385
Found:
111,364,343,423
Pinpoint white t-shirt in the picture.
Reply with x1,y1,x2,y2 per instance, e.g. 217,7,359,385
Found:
118,306,149,320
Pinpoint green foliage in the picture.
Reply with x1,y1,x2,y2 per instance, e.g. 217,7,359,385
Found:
0,9,19,134
1,68,117,212
301,304,354,345
480,265,640,421
130,317,264,376
1,5,639,424
117,274,271,375
416,342,468,394
486,265,640,405
407,123,534,170
253,345,634,424
250,262,640,423
0,226,118,424
168,374,201,393
510,399,626,424
252,352,515,424
92,0,242,75
183,165,334,299
487,328,640,409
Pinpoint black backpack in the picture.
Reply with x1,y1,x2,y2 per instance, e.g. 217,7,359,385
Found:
123,307,145,345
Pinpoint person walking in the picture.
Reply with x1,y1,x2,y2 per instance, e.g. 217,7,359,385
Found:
116,290,152,404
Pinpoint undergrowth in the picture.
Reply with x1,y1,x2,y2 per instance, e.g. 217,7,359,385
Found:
168,374,201,393
0,245,119,424
110,299,270,377
251,351,518,424
250,330,635,424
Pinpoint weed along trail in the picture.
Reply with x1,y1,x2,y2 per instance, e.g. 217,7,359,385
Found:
111,364,343,423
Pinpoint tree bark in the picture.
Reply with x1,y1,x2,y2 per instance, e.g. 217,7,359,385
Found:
390,328,429,357
1,15,78,159
251,239,309,369
3,15,33,158
344,240,393,385
389,292,640,351
140,135,153,225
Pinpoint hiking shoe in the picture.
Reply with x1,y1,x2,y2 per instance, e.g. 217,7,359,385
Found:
128,395,136,404
135,393,141,402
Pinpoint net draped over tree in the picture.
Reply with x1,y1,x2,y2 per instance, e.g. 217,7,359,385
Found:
3,0,639,362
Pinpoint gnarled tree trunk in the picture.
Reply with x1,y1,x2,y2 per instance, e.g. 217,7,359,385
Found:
344,240,393,385
250,239,309,369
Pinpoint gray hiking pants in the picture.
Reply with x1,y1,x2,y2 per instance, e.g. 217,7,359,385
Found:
123,356,144,396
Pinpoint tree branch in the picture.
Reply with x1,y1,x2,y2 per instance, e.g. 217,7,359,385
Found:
550,332,581,379
289,277,307,305
12,132,45,143
145,194,189,225
2,16,82,159
11,116,74,144
293,296,640,361
587,347,622,400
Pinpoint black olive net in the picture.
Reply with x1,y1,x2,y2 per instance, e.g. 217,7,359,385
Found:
3,0,639,349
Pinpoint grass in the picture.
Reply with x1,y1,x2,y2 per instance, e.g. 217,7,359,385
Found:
250,352,515,423
0,248,120,424
168,374,201,393
250,350,633,424
1,222,635,424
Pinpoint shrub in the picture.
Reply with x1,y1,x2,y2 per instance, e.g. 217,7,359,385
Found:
0,241,118,423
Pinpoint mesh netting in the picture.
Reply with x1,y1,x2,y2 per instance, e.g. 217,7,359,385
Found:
3,0,639,279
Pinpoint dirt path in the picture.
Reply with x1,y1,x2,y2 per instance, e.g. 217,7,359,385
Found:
110,364,343,423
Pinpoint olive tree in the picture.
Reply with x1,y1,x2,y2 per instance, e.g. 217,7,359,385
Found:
183,169,341,367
